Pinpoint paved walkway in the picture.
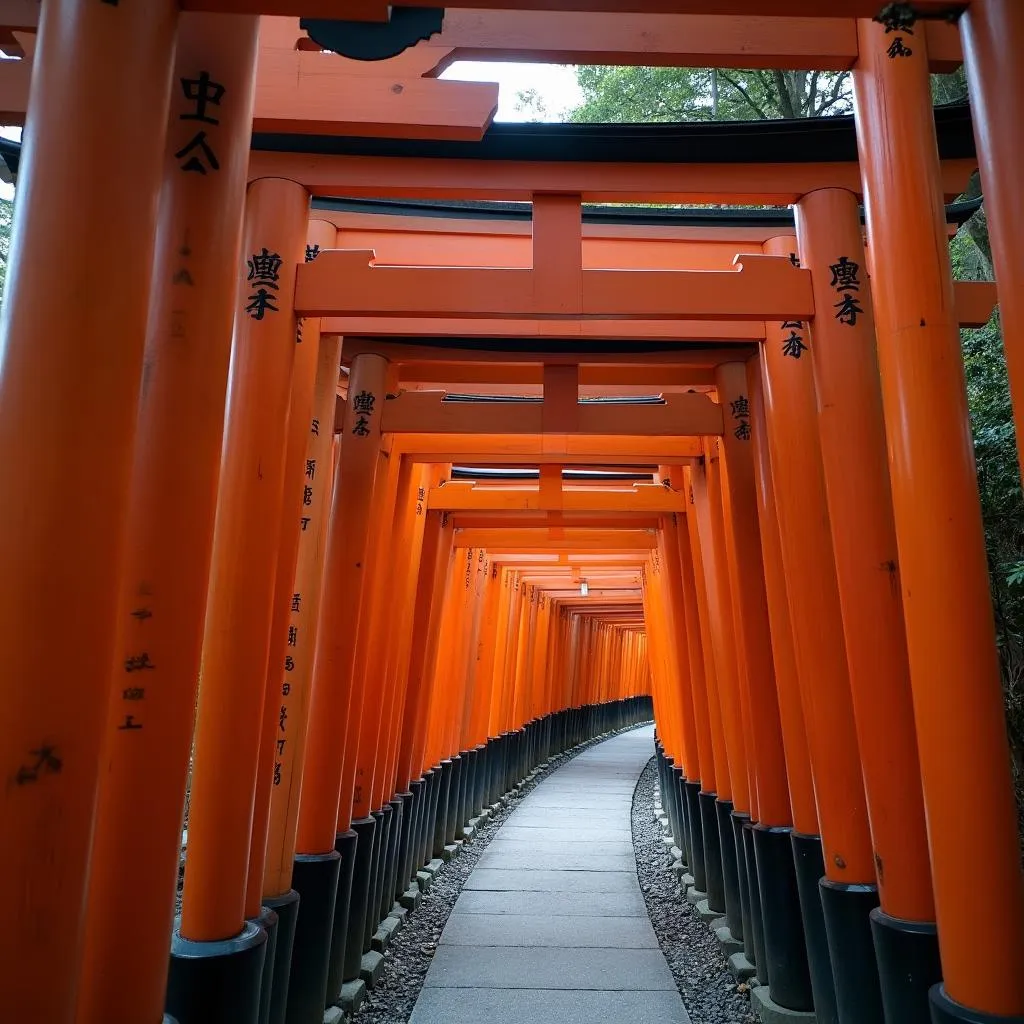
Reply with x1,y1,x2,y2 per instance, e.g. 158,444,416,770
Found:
409,725,691,1024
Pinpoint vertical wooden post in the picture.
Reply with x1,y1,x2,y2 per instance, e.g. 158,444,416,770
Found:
76,16,259,1024
761,233,880,1024
796,186,940,1020
853,20,1024,1020
295,352,390,855
170,176,308,1019
0,2,176,1018
716,361,814,1011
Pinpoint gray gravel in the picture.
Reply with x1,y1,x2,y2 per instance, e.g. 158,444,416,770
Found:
352,726,647,1023
632,757,756,1024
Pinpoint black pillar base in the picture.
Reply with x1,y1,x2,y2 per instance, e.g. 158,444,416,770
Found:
743,822,767,978
343,817,377,982
929,985,1024,1024
791,832,839,1024
716,799,742,937
752,825,813,1012
446,755,463,844
289,850,341,1024
675,770,691,869
397,786,417,901
166,919,268,1024
819,879,884,1024
382,797,404,920
433,760,452,858
365,807,389,948
255,906,280,1024
263,890,300,1024
731,811,751,952
684,781,707,893
870,908,941,1024
699,791,725,913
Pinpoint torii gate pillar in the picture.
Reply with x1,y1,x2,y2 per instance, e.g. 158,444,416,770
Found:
853,18,1024,1024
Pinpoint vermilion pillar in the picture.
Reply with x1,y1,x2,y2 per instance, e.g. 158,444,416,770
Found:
853,20,1024,1023
761,233,879,1024
960,1,1024,483
0,2,176,1020
265,332,342,1024
169,176,308,1022
716,362,812,1013
796,186,939,1023
76,16,259,1024
295,350,389,995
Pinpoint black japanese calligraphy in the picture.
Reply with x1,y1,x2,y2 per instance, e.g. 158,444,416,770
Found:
782,328,809,359
245,248,283,321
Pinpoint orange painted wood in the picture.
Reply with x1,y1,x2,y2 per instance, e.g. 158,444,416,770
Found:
250,151,976,205
855,18,1024,1010
180,177,309,942
77,16,260,1020
295,250,814,321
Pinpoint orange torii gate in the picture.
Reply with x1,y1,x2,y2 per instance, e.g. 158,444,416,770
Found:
1,5,1024,1024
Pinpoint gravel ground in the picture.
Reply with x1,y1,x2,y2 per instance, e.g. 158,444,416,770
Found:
352,724,648,1023
633,756,756,1024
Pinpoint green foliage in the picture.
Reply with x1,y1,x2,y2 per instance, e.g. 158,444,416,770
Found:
565,66,851,123
0,196,12,302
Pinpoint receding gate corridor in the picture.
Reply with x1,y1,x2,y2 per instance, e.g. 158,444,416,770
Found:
411,725,689,1024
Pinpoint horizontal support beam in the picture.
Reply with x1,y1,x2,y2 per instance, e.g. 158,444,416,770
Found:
250,152,977,204
450,514,662,529
390,434,704,462
297,251,814,320
382,391,725,434
428,481,687,512
455,527,658,550
422,10,962,73
185,2,966,24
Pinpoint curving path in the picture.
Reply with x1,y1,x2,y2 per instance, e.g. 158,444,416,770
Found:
409,725,691,1024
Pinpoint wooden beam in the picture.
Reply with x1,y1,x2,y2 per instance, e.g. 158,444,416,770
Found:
184,2,966,25
429,481,687,512
421,11,962,73
250,152,978,204
254,46,498,140
391,434,704,463
454,528,658,550
296,251,814,321
451,514,662,529
381,390,725,434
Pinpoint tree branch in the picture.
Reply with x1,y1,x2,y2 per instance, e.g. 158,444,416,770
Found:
717,71,770,120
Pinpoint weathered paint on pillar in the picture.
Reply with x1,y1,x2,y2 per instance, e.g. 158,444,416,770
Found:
0,2,177,1018
854,20,1024,1013
77,15,260,1022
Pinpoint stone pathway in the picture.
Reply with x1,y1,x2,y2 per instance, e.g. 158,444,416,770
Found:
409,725,692,1024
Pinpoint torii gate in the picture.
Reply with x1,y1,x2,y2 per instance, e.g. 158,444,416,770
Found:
2,5,1024,1024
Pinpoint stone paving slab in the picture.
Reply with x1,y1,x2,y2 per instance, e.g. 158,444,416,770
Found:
473,849,637,872
410,988,691,1024
451,889,649,917
495,819,630,835
464,868,640,892
423,945,676,990
439,912,659,948
486,838,635,856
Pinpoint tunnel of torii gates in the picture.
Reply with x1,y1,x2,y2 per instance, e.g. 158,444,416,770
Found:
4,2,1024,1024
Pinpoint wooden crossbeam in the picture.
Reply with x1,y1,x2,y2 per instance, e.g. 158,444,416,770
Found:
428,481,686,512
381,391,725,435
